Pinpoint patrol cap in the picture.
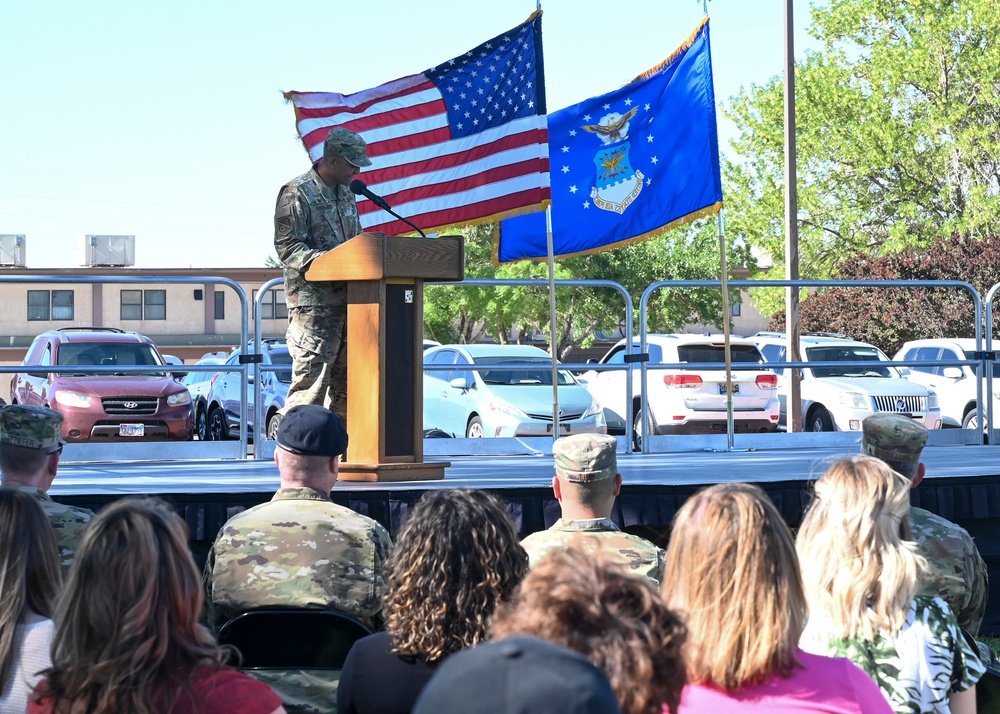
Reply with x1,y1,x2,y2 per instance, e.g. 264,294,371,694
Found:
412,636,621,714
553,433,618,483
0,404,65,452
276,405,348,457
861,413,928,465
323,127,372,168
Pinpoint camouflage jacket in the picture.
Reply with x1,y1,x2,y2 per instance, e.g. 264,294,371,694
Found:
12,486,93,569
205,487,392,631
911,506,989,635
520,517,665,586
273,168,362,309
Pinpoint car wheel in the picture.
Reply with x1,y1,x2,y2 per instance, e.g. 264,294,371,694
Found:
962,410,979,431
807,407,834,432
466,416,484,438
632,404,657,451
267,412,283,440
208,406,229,441
195,407,209,441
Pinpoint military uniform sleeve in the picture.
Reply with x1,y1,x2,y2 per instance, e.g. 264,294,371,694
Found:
202,539,225,633
274,185,327,272
370,524,394,630
961,534,989,635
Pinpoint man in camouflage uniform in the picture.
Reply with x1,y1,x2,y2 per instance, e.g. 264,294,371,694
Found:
206,404,392,713
0,404,93,568
274,127,372,420
861,413,989,634
520,433,665,585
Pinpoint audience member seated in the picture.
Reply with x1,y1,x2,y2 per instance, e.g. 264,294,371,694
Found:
412,636,622,714
0,489,61,713
663,482,893,713
491,546,686,714
28,497,284,714
861,413,989,634
338,489,528,714
206,405,393,713
0,405,93,568
520,434,664,585
797,456,984,714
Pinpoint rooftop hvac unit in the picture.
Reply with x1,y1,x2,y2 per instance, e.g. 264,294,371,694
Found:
0,235,26,267
81,235,135,267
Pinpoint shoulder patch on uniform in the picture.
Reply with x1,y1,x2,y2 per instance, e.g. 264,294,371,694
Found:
277,216,292,235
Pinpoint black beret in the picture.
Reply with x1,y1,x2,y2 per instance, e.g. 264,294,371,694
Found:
276,405,348,457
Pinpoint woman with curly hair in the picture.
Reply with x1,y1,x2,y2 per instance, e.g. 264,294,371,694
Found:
797,456,984,714
490,546,687,714
0,488,61,713
664,482,892,713
28,497,285,714
338,488,528,714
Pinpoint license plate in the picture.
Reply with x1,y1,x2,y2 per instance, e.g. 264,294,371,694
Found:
119,423,145,437
546,423,572,433
718,384,740,394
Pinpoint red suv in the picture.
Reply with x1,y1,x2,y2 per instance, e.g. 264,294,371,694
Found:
10,327,194,442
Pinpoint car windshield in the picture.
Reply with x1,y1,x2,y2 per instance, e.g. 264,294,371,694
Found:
676,344,763,364
806,345,894,378
962,351,1000,378
473,356,576,386
269,349,292,383
56,342,167,376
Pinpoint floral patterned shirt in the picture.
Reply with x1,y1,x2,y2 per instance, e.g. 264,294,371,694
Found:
800,596,984,714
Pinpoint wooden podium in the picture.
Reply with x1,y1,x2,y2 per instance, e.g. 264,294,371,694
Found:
305,232,464,481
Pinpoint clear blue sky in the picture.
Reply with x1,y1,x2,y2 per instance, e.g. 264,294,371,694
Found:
0,1,816,269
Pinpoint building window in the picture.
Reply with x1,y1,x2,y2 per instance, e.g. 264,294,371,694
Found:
214,290,225,320
121,289,166,320
731,296,742,317
253,288,288,320
27,290,74,321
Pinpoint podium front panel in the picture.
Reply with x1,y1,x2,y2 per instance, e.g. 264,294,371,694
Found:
385,283,416,456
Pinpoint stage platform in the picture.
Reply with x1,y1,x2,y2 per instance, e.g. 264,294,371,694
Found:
47,431,1000,633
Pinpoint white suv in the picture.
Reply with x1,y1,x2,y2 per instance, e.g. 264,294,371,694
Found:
580,334,780,444
754,333,942,432
894,338,1000,430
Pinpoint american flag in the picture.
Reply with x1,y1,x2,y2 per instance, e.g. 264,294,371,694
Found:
284,11,550,236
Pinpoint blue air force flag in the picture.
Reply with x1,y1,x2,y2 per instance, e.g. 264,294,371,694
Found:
497,18,722,263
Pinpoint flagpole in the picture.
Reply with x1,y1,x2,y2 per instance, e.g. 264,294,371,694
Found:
545,206,561,443
717,210,736,450
784,0,803,432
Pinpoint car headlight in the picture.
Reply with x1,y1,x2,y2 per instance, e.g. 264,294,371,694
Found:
488,397,526,418
926,392,939,409
584,400,603,417
167,391,192,407
54,390,92,408
839,392,868,410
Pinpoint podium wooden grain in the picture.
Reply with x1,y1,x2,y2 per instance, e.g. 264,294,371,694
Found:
305,232,464,481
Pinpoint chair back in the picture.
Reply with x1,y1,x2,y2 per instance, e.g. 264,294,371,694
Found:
217,608,373,670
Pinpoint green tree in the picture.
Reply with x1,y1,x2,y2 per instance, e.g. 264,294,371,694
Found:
424,219,748,358
724,0,1000,311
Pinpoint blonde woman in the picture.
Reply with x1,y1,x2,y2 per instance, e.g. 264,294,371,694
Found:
797,456,984,714
663,482,892,713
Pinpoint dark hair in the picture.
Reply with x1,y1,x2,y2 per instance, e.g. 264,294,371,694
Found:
492,546,687,714
0,488,61,691
386,489,528,663
37,497,227,713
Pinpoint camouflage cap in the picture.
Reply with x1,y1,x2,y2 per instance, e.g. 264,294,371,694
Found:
861,413,928,465
323,127,372,168
553,434,618,483
0,404,65,451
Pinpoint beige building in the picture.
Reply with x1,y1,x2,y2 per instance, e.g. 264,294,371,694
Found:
0,267,286,365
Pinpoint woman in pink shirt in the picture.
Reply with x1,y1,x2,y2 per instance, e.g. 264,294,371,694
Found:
662,482,892,713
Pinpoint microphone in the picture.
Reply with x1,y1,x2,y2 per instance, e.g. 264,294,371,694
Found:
349,179,392,212
349,179,428,238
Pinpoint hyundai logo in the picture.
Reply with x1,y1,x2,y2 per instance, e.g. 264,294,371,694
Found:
124,401,139,409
